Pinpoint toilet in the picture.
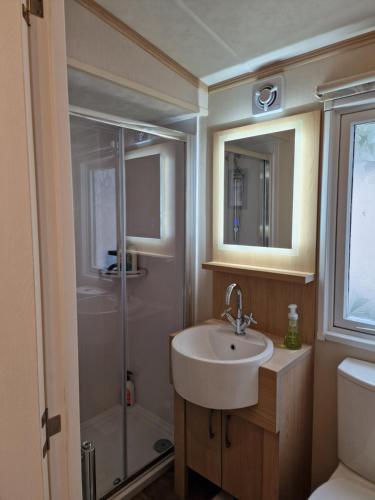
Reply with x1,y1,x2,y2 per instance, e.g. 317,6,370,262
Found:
310,358,375,499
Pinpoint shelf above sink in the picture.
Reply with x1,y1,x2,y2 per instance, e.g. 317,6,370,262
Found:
202,261,315,284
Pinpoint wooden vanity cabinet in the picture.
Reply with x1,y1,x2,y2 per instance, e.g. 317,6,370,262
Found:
222,412,263,499
186,403,267,498
173,333,313,500
186,403,221,486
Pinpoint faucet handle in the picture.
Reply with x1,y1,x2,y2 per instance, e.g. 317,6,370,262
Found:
221,307,232,318
244,313,257,327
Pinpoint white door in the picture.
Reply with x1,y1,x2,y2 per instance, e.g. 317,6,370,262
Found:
0,1,48,499
0,1,82,499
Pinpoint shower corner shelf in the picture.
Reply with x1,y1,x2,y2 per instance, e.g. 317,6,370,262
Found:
126,268,147,279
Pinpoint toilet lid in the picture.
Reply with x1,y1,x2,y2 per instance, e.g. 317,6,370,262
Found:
310,477,375,499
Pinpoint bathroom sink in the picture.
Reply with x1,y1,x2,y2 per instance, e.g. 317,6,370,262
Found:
171,323,273,410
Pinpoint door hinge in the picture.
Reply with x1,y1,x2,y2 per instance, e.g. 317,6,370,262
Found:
22,0,44,27
41,408,61,457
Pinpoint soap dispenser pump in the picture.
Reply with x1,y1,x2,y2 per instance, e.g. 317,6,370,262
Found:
285,304,301,350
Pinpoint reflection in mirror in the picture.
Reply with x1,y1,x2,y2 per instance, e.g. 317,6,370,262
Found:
126,153,161,239
224,129,295,249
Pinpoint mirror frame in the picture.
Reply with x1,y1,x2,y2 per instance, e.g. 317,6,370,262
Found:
213,110,321,274
125,142,175,257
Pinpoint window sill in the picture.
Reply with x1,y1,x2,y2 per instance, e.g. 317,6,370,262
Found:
320,329,375,351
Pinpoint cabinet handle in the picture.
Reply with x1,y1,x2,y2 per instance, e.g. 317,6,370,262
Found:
208,409,215,439
225,414,231,448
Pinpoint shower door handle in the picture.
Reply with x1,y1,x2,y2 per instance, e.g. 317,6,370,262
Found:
81,441,97,500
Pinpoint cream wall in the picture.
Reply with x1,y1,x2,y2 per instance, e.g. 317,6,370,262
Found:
207,39,375,491
65,0,201,113
208,41,375,128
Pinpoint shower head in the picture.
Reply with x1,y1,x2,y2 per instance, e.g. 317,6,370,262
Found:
134,130,151,145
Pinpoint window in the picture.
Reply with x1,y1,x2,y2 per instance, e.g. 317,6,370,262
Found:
78,160,118,277
90,166,117,270
319,102,375,345
335,112,375,334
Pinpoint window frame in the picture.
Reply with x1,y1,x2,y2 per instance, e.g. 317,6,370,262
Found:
79,157,119,279
318,92,375,349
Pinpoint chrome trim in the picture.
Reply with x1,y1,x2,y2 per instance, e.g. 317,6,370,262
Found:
119,127,128,478
69,106,188,142
184,132,196,326
222,283,257,335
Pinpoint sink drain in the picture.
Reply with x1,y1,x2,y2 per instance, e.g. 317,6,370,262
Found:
153,438,172,453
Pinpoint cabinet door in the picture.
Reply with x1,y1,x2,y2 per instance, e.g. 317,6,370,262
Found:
222,412,263,499
186,402,221,486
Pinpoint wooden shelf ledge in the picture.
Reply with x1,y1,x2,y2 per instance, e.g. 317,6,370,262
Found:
202,261,315,285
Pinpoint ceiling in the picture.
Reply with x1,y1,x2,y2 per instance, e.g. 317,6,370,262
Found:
96,0,375,85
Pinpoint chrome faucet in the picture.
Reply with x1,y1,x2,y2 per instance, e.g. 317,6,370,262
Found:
221,283,257,335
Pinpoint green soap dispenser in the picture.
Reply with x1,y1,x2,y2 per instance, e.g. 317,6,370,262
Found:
285,304,301,350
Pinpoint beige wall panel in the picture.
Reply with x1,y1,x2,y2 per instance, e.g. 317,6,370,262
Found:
208,40,375,127
212,272,316,345
207,39,375,491
65,0,199,110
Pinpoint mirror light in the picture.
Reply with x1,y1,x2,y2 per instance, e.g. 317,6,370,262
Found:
126,143,176,258
213,110,320,274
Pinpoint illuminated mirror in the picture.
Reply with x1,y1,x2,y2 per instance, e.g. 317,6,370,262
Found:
224,129,295,248
212,111,321,274
125,141,177,258
126,153,161,239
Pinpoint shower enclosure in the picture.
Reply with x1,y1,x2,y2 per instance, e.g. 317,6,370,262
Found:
69,113,186,498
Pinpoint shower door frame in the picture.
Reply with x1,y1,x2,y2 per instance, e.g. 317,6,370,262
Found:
70,105,194,325
70,105,194,496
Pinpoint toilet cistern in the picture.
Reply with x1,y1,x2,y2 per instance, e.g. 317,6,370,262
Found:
221,283,257,335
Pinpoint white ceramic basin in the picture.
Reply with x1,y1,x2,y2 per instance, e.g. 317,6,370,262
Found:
172,323,273,410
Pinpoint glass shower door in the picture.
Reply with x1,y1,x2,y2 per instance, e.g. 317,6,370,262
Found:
70,115,187,497
70,116,126,498
123,129,185,476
